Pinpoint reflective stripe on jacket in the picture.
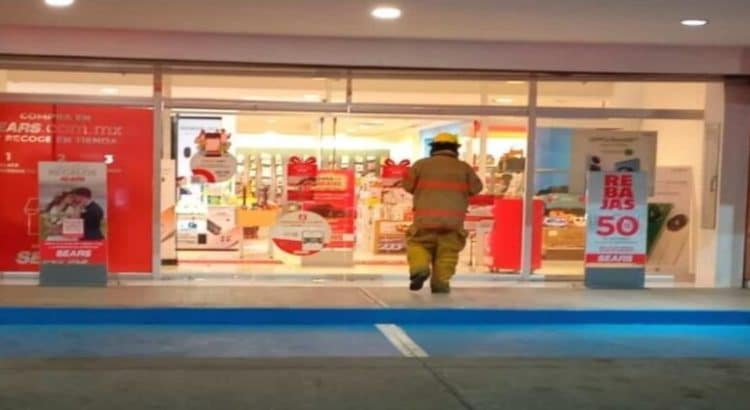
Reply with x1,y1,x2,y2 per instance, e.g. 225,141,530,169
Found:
403,150,483,230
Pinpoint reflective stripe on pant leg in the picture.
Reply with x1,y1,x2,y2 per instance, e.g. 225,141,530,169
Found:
431,229,468,290
406,228,436,278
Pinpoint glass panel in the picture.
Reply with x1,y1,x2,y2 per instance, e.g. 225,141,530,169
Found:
0,69,153,97
538,81,707,110
351,78,529,106
167,74,347,103
534,116,706,283
478,117,529,275
169,109,528,276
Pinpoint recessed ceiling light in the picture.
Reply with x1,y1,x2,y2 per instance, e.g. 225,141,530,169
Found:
681,19,708,27
493,97,514,104
372,6,402,20
100,87,119,95
45,0,75,7
506,81,524,85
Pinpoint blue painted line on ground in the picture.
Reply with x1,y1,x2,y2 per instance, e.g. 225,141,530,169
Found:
1,307,750,325
3,324,750,358
0,325,401,358
404,324,750,358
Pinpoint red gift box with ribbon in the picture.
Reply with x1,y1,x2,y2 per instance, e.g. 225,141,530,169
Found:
286,156,317,201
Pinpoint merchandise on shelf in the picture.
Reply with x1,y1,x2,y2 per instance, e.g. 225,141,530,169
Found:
540,193,586,259
486,149,526,197
371,159,412,254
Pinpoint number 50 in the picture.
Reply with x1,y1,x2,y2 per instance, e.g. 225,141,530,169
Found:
597,216,639,236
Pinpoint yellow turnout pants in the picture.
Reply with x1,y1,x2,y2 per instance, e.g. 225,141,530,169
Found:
406,227,467,291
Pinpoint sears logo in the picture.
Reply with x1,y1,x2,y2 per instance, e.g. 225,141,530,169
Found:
0,122,43,133
56,250,92,258
15,251,40,265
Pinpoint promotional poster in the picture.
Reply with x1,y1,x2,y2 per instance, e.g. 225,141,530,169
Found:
647,167,693,275
190,129,237,183
271,211,332,256
585,172,648,266
569,130,657,195
307,169,356,249
0,103,154,273
38,161,107,284
176,116,223,181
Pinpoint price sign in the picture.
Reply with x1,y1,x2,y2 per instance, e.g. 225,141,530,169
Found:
585,172,647,265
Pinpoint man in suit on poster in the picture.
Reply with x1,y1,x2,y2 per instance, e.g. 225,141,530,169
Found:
71,187,105,241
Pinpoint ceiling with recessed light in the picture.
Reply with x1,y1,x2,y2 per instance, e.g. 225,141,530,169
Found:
0,0,747,46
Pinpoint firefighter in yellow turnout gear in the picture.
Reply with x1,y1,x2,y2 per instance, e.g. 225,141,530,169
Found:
403,133,483,293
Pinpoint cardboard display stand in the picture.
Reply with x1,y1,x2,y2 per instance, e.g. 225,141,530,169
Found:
584,172,648,289
38,161,108,287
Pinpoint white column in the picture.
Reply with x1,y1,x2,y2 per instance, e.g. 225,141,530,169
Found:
478,85,489,186
161,73,172,160
711,80,750,287
694,84,723,286
520,80,538,278
479,120,488,187
151,67,164,277
464,125,475,166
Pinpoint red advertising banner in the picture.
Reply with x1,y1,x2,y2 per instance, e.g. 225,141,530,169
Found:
306,169,355,249
585,172,648,266
0,103,154,273
286,156,317,202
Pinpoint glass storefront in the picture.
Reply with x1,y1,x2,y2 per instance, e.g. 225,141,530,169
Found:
1,59,740,287
166,111,528,276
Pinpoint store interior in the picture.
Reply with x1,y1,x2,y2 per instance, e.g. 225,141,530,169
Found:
167,81,708,281
0,68,713,282
170,112,533,276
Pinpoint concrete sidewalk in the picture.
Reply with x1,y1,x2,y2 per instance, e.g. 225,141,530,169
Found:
0,285,747,309
0,358,748,410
